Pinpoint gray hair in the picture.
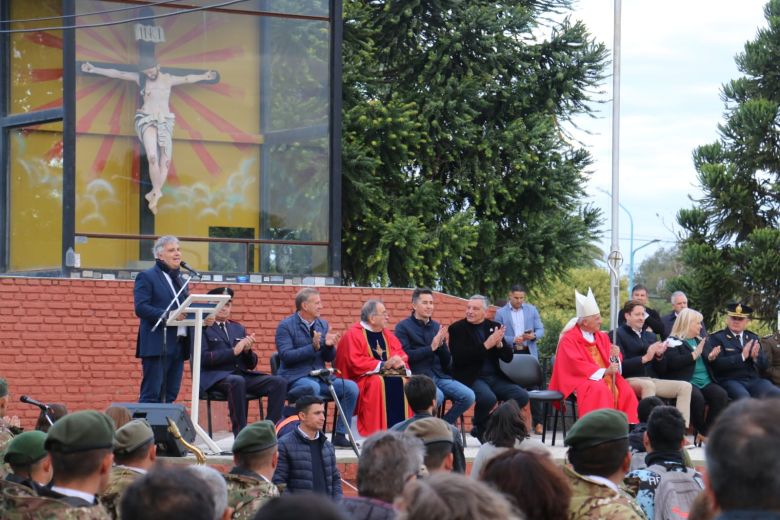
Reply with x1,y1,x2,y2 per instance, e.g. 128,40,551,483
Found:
152,235,179,258
188,465,228,520
398,472,518,520
469,295,489,310
295,288,320,311
670,291,687,304
360,299,384,322
358,431,425,503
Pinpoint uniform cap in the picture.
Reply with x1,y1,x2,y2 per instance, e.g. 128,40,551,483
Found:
45,410,115,453
233,420,277,453
4,430,48,465
405,417,453,445
726,303,752,318
114,419,155,454
207,286,234,299
565,409,628,449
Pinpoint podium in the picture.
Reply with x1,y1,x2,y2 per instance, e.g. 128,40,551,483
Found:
167,293,230,453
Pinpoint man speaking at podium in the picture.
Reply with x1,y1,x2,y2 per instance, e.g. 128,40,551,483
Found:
134,235,214,403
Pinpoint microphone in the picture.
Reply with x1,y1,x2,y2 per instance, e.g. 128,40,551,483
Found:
310,368,338,377
180,261,201,277
20,395,49,410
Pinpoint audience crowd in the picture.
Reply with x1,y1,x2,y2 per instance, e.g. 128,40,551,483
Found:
3,279,780,520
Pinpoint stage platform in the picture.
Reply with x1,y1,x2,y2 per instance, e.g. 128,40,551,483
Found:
166,427,707,478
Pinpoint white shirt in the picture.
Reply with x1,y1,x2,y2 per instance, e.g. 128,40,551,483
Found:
50,485,96,504
510,306,525,340
582,474,620,493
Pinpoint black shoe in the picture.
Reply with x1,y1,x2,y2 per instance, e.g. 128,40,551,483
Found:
331,433,354,448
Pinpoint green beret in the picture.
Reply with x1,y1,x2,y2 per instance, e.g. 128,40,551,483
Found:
45,410,115,453
565,409,628,450
406,417,453,445
0,378,7,398
232,420,277,453
4,431,48,465
114,419,154,454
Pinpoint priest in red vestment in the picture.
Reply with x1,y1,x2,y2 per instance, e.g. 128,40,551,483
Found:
549,288,639,423
334,299,410,436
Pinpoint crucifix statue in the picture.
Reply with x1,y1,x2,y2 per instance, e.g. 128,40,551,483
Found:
79,24,219,214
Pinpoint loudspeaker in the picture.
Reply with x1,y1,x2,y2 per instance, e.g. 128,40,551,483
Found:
112,402,196,457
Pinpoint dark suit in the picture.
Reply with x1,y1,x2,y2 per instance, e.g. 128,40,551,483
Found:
618,306,665,338
705,328,780,400
202,320,287,435
134,261,191,403
449,318,528,436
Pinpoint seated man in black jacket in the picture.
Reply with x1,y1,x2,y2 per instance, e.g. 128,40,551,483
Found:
449,295,528,441
395,288,475,425
615,300,692,428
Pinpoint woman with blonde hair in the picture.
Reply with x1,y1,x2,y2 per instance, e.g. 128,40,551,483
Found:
656,308,729,444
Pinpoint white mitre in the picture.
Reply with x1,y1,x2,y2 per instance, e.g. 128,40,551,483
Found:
575,287,600,318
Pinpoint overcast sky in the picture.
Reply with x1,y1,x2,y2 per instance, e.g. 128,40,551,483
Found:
566,0,769,277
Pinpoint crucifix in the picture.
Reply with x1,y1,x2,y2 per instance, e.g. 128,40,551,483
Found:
78,16,220,215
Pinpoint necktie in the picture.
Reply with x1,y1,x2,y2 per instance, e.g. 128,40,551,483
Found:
220,322,229,342
736,334,742,346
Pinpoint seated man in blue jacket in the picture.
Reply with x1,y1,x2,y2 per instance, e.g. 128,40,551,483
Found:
274,288,358,447
395,288,475,425
201,287,287,438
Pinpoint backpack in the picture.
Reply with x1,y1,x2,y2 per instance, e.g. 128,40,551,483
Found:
647,463,704,520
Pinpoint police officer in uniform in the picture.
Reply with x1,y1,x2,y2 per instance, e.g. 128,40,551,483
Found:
705,303,780,400
201,287,287,438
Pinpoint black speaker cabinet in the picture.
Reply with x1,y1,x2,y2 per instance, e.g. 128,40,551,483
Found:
112,402,196,457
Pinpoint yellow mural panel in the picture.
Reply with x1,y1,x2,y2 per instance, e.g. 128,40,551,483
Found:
9,0,63,114
8,126,63,271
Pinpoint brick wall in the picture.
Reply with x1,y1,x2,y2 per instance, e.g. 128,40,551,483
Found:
0,277,478,432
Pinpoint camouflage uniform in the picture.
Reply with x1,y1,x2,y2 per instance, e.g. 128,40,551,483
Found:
564,465,647,520
224,470,279,520
0,421,15,478
98,466,144,520
2,482,110,519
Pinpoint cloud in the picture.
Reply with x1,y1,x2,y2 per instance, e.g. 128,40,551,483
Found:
566,0,768,266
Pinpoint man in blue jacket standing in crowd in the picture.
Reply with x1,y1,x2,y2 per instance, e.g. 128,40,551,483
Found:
395,288,475,425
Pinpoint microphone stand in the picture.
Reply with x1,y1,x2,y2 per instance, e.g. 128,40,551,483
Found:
314,370,360,456
151,272,195,403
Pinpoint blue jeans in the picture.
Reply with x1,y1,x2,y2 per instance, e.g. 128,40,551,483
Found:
434,376,475,424
287,376,358,435
721,377,780,400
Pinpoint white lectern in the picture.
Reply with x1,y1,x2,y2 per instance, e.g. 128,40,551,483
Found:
167,293,230,454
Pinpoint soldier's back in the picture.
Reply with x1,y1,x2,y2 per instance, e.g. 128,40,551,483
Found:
99,466,143,520
3,483,110,519
564,466,647,520
224,473,279,520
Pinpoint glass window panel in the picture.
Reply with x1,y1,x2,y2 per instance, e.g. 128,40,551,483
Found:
265,18,330,131
9,0,64,114
7,123,63,272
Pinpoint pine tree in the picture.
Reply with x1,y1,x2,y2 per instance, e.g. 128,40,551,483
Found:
341,0,607,298
674,0,780,326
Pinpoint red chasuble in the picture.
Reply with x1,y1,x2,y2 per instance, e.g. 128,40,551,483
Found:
549,324,639,423
334,322,410,436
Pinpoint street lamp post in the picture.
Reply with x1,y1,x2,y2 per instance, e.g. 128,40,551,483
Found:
629,239,660,296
